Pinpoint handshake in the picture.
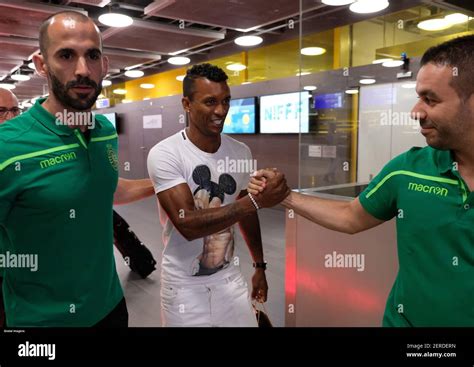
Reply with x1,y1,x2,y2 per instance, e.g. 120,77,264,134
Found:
247,168,291,209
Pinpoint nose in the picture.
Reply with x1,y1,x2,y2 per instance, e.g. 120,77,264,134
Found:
214,103,227,117
74,56,91,79
411,101,427,121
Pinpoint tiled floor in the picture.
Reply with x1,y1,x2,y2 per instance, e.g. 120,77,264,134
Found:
113,198,286,327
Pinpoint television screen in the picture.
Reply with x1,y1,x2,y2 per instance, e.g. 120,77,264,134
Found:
223,97,256,134
260,91,309,133
100,112,116,130
314,92,343,109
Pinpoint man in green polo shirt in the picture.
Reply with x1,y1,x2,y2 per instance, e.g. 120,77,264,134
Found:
249,35,474,326
0,11,153,327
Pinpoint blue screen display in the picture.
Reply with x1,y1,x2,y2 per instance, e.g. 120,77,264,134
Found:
223,98,256,134
314,93,343,109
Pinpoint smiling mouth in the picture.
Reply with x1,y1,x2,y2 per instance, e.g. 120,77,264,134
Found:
212,119,223,126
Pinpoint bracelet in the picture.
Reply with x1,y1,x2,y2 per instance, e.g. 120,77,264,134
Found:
248,192,260,210
253,262,267,270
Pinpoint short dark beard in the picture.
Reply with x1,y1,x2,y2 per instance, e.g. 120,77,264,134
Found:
49,71,102,111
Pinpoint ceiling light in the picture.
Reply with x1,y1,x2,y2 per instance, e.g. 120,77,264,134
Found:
98,13,133,28
168,56,190,66
300,47,326,56
113,88,127,95
176,75,185,82
444,13,470,25
345,88,359,94
382,60,404,67
0,83,16,90
350,0,389,14
234,35,263,47
102,80,112,87
359,78,376,84
121,99,132,103
372,58,392,64
28,62,35,70
124,70,144,78
322,0,355,5
11,74,31,81
140,83,155,89
417,19,451,31
303,85,317,91
226,63,247,71
401,83,417,89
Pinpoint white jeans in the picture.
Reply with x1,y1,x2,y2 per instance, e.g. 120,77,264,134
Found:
160,273,258,327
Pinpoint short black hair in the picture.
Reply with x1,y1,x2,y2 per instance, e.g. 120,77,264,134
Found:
39,11,100,58
183,63,228,100
420,34,474,100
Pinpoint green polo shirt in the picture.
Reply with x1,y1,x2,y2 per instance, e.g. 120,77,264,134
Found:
0,99,123,326
359,146,474,327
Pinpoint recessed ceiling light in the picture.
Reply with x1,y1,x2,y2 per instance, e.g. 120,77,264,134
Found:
322,0,355,5
124,70,144,78
28,62,35,70
372,58,393,64
140,83,155,89
300,47,326,56
102,80,112,87
401,83,417,89
234,35,263,47
350,0,389,14
168,56,190,65
382,60,404,67
226,63,247,71
304,85,317,91
345,88,359,94
359,78,376,84
113,88,127,95
417,19,451,31
444,13,470,25
176,75,185,82
0,83,15,90
98,13,133,28
11,74,30,81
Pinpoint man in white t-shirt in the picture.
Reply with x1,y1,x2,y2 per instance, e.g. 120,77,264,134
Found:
147,63,289,327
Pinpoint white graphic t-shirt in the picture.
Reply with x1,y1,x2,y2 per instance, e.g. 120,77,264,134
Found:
147,129,253,285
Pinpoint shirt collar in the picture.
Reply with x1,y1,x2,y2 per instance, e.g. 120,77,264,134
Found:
433,147,455,174
30,98,103,136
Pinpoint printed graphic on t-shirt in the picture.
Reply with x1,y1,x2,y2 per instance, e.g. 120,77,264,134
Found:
191,165,236,276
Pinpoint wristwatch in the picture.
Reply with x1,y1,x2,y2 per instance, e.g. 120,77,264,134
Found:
253,261,267,270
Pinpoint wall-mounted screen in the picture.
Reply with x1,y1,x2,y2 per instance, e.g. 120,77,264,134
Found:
260,91,309,133
101,112,117,129
223,97,256,134
314,92,343,109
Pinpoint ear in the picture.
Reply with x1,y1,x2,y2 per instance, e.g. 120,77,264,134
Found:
182,96,191,113
218,174,237,195
192,165,211,186
33,53,48,78
102,55,109,79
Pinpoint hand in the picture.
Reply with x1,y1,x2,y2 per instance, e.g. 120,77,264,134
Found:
251,269,268,303
251,169,290,208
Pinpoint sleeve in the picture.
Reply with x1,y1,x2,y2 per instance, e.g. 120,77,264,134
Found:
240,144,253,192
147,142,187,194
358,152,407,221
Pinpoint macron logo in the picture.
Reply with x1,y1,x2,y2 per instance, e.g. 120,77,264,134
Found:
18,341,55,360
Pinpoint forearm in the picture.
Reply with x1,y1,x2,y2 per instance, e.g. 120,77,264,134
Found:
178,196,257,241
282,191,355,234
238,212,264,263
114,178,155,205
